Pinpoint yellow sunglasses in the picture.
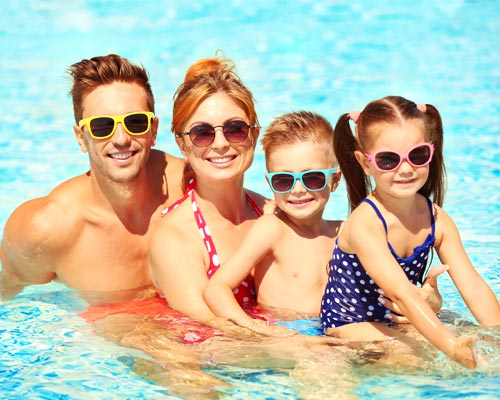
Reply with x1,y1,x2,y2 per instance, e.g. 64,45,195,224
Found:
78,111,154,140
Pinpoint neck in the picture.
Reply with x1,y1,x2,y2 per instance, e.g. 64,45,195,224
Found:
89,169,165,233
194,176,250,223
371,189,418,217
281,210,328,237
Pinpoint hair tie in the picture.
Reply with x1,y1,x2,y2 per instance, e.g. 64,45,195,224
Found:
349,111,361,123
416,103,427,113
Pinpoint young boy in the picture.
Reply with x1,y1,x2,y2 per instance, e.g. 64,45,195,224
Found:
204,111,342,336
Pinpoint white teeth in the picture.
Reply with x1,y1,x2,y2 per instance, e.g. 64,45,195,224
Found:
209,156,233,164
110,152,133,160
290,199,312,204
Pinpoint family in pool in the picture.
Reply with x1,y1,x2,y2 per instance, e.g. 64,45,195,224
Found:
1,53,499,373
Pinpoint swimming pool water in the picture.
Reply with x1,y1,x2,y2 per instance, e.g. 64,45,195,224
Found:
1,1,499,399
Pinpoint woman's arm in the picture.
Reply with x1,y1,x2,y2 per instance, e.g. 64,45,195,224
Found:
149,217,219,324
434,207,500,326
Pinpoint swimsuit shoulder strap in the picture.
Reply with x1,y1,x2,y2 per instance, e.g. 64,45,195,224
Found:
245,192,264,217
426,197,436,236
361,198,388,233
161,179,196,216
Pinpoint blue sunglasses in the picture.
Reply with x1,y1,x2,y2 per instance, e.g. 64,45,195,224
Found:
266,168,338,194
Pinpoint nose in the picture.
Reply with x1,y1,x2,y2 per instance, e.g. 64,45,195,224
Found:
112,122,132,145
397,157,414,172
211,126,230,149
290,177,307,193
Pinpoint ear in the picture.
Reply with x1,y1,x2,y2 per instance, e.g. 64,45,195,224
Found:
175,136,189,159
250,126,260,149
354,150,371,176
150,116,159,147
73,124,88,153
330,169,342,192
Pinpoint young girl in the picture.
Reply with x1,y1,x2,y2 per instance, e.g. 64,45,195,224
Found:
320,96,500,369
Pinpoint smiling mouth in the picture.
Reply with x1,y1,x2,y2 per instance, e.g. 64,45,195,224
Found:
207,156,236,164
109,151,135,160
288,198,313,205
395,178,416,184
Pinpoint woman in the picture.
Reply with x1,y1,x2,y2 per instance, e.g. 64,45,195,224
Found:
149,55,268,326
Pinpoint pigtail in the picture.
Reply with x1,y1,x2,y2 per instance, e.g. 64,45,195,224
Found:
419,104,446,206
334,113,372,212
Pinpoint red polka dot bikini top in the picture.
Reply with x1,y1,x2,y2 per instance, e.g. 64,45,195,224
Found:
162,179,263,305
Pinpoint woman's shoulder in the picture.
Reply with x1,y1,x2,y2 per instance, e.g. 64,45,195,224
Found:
245,188,271,211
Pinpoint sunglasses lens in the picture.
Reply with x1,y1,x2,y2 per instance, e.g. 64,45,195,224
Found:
271,174,295,193
124,113,150,134
375,152,401,171
302,171,327,191
223,120,250,143
89,117,115,138
409,145,432,166
190,124,215,147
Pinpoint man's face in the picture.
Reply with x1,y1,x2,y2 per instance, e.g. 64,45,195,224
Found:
74,81,158,185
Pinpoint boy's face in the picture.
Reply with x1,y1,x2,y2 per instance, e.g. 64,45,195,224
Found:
266,140,339,221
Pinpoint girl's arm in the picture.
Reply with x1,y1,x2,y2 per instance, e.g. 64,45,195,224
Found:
346,210,478,368
204,216,294,337
381,264,447,321
434,207,500,326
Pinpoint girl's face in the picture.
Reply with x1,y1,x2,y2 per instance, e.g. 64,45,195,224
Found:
266,140,340,221
355,120,430,199
176,92,259,184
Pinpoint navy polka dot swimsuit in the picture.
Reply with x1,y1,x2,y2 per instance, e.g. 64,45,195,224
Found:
320,198,435,329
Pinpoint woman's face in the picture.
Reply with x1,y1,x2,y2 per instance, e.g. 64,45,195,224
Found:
176,92,258,184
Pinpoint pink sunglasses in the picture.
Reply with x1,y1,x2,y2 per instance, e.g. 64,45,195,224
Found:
365,143,434,172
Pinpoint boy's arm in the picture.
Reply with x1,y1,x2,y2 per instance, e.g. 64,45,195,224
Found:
204,216,294,337
434,208,500,326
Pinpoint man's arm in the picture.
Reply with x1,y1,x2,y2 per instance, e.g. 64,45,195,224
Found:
1,198,58,300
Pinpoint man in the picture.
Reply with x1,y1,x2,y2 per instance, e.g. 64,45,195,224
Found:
1,54,186,303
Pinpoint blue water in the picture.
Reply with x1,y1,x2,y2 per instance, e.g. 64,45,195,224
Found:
1,1,499,399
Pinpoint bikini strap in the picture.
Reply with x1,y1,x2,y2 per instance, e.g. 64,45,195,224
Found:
161,179,196,215
245,192,264,217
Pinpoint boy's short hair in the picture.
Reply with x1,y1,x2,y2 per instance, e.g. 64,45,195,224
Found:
261,111,337,169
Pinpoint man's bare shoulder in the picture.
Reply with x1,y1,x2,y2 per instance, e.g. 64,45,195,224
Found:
149,149,187,201
1,175,90,289
149,149,185,170
3,174,90,253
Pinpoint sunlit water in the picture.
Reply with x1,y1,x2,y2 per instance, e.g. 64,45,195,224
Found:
1,1,499,399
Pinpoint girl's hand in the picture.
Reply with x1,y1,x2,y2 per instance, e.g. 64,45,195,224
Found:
447,335,479,369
